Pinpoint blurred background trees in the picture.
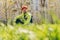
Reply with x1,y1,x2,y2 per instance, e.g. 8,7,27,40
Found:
0,0,60,24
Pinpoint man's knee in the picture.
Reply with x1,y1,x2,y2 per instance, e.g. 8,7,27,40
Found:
15,19,24,24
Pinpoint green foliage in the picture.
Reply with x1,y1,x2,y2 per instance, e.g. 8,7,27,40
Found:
0,23,60,40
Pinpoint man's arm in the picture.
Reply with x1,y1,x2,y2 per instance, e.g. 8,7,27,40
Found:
24,13,31,25
13,13,23,25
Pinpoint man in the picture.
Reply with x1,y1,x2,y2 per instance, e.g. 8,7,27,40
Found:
13,5,32,25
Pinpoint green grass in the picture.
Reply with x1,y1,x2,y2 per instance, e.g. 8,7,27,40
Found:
0,23,60,40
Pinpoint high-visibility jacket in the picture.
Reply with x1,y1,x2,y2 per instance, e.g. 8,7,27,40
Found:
13,12,32,25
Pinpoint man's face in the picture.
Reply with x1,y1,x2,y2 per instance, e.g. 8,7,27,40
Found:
22,8,27,12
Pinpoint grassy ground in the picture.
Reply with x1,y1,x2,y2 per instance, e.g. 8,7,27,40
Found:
0,23,60,40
